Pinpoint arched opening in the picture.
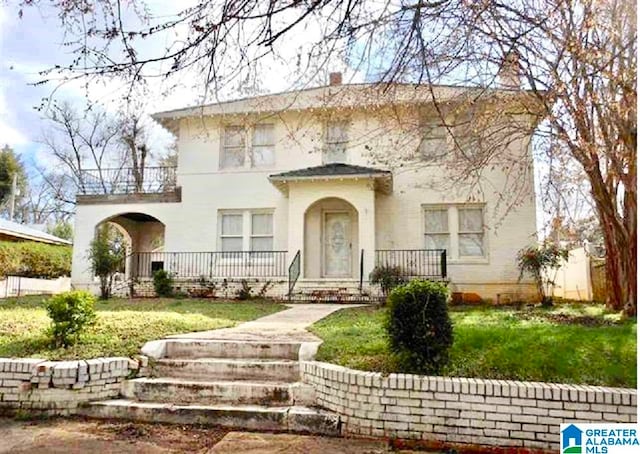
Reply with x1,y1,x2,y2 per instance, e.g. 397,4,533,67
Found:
304,197,359,279
94,212,166,280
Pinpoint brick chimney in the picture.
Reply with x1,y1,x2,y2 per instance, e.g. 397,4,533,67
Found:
497,52,520,89
329,72,342,86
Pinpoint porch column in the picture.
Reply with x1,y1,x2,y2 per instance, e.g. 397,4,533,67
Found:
287,190,306,278
357,188,376,281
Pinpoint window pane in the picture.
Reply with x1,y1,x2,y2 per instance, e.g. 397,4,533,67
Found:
252,124,274,146
459,208,483,232
425,209,449,233
420,123,447,159
252,145,275,166
224,126,245,147
251,236,273,251
252,213,273,235
425,234,449,251
327,121,348,142
221,147,245,168
459,233,484,256
221,237,243,252
221,214,243,235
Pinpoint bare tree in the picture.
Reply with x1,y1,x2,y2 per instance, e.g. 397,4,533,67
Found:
120,112,149,192
17,0,636,314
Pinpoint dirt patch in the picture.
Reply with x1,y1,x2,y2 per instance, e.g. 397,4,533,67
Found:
0,417,228,454
517,312,621,326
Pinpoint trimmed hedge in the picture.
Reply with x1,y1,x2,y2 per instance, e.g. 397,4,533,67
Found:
0,241,72,279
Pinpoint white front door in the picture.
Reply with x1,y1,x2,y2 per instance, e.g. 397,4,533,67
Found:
323,212,352,277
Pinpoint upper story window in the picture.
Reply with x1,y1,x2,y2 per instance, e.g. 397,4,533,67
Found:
420,119,448,160
219,210,274,251
221,124,275,169
423,204,486,260
324,120,348,163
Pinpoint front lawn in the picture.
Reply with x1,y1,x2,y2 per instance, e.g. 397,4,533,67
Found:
0,296,285,360
309,303,637,388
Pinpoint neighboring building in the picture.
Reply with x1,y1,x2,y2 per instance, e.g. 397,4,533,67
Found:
71,77,540,302
0,218,72,246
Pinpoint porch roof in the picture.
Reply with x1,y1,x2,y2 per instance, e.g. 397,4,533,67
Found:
268,163,393,193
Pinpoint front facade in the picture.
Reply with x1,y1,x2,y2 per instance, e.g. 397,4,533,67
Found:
71,82,539,302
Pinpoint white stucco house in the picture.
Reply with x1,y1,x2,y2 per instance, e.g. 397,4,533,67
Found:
71,75,540,302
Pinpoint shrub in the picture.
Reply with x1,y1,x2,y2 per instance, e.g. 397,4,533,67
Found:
44,291,97,347
517,243,569,306
0,241,71,279
236,279,253,300
153,269,174,297
386,280,453,374
370,265,406,297
88,224,127,299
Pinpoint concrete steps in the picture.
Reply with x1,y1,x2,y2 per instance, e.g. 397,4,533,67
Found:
80,399,341,435
165,340,303,360
154,357,300,382
82,336,341,435
122,377,315,406
286,279,380,303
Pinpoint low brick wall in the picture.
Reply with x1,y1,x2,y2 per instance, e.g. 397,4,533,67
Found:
301,362,637,452
130,278,287,298
0,357,148,415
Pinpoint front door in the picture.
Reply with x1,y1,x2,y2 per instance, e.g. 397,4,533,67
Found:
323,212,351,277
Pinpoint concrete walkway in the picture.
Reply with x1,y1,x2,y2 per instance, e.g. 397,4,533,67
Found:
167,304,363,342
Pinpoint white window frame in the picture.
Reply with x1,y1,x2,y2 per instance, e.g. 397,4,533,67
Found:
220,124,276,170
422,204,488,262
218,209,275,253
458,207,485,258
423,207,451,257
323,119,349,164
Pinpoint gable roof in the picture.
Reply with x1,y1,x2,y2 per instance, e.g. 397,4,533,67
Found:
268,163,393,194
152,82,541,134
269,163,391,180
0,219,72,245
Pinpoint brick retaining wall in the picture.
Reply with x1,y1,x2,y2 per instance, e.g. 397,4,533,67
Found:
301,361,637,452
0,357,148,415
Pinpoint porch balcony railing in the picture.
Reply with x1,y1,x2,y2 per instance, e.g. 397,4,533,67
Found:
79,166,177,195
129,251,288,279
375,249,447,279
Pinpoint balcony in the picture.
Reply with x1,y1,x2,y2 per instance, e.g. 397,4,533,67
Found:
76,166,180,204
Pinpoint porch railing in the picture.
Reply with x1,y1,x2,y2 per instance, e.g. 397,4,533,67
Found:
129,251,288,279
375,249,447,279
79,166,177,195
288,250,301,300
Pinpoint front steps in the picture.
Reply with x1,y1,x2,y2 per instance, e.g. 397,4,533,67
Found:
287,279,380,303
80,339,340,436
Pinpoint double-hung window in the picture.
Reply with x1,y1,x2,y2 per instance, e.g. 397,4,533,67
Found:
219,210,274,252
419,120,448,160
221,124,275,169
423,204,486,260
324,120,348,163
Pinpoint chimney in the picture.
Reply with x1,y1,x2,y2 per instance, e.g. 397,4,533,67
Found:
498,51,520,89
329,72,342,86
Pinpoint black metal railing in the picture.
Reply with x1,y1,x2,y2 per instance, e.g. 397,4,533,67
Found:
79,166,177,195
288,250,301,300
129,251,288,279
359,249,364,292
374,249,447,279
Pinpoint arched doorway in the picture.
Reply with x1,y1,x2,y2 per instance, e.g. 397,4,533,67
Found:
304,197,359,279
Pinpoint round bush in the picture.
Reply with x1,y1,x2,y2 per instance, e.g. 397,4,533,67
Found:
153,269,174,297
386,280,453,374
44,290,97,347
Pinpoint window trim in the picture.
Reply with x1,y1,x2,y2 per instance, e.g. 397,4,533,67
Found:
422,203,488,263
219,123,276,170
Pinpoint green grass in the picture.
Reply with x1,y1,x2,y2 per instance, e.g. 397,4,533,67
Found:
0,295,285,360
309,303,637,387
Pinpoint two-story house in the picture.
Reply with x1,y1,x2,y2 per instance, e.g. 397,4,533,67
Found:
71,75,539,302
